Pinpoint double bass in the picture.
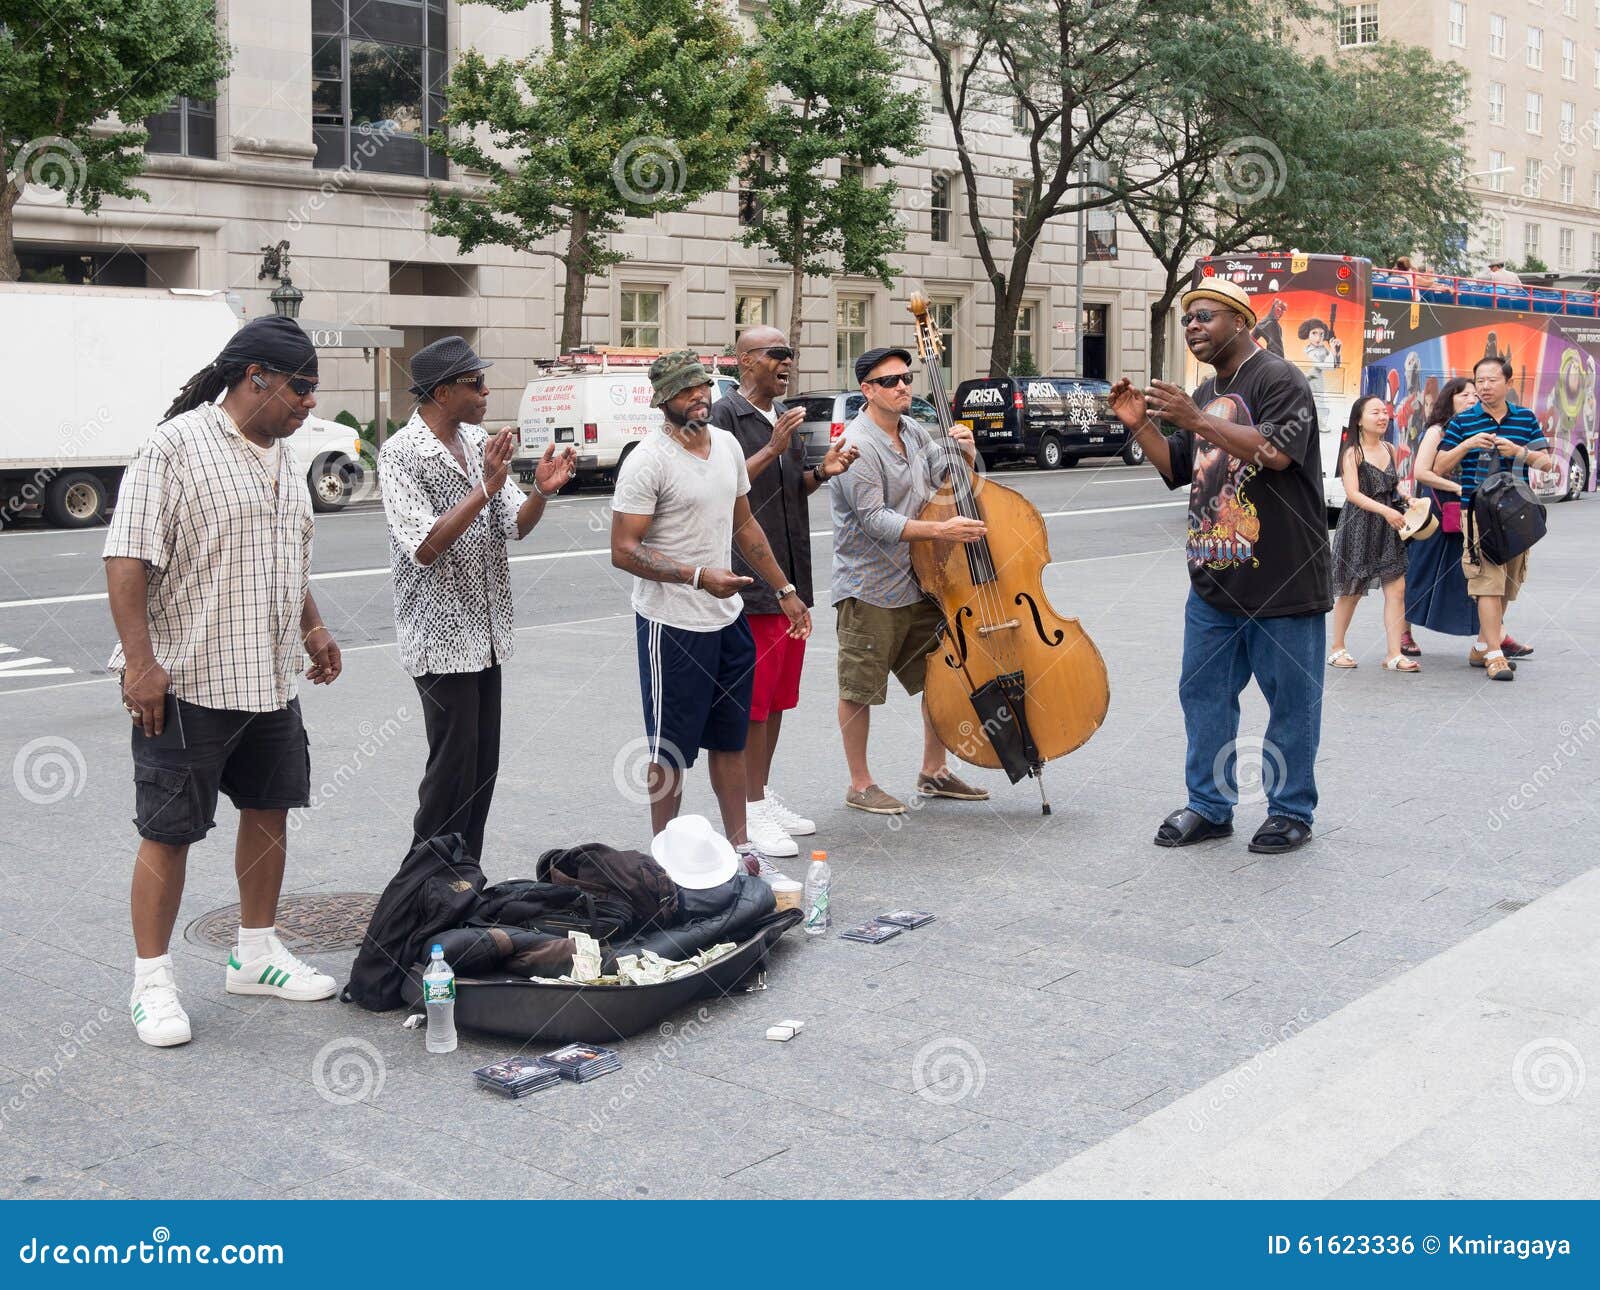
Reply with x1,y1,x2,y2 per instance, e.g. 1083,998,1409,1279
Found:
906,293,1110,814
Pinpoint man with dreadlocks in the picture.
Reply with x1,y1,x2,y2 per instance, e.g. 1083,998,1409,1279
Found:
104,315,343,1048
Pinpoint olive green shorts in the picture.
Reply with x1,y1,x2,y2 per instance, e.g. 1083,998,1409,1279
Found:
835,597,947,705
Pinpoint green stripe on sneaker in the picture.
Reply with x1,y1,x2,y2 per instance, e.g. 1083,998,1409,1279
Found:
259,966,275,985
132,1004,145,1022
228,954,241,970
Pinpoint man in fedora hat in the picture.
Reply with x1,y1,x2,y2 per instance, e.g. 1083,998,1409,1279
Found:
611,350,809,864
380,335,577,863
1108,275,1330,856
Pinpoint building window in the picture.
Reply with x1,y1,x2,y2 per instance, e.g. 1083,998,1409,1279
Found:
1489,149,1507,190
1449,2,1468,46
930,172,953,244
1594,48,1600,89
1485,216,1505,260
1525,157,1543,197
1562,101,1577,141
1015,303,1038,373
1594,172,1600,206
835,296,870,387
1564,37,1578,78
1562,163,1576,202
145,96,217,160
313,0,448,178
733,292,775,340
1592,108,1600,148
1590,231,1600,269
1012,94,1027,132
1565,0,1577,15
1525,223,1542,260
928,298,958,392
1012,180,1031,245
1527,92,1543,134
1338,3,1379,46
1489,14,1507,57
1488,81,1505,124
738,154,765,227
1528,26,1544,69
1559,226,1575,269
619,288,663,348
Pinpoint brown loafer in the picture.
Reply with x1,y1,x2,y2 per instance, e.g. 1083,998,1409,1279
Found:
845,784,907,815
914,770,990,801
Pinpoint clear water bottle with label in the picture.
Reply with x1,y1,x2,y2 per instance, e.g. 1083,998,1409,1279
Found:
422,944,457,1053
802,851,831,936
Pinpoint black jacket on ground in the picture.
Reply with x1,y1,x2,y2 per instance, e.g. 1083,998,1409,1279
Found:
610,873,775,963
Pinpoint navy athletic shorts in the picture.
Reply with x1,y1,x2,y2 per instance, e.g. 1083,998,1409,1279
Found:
635,614,755,771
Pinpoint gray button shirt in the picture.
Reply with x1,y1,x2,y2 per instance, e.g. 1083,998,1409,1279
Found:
828,410,946,609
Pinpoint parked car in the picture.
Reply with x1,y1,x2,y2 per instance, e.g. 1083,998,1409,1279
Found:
295,416,369,513
950,376,1141,469
787,390,943,469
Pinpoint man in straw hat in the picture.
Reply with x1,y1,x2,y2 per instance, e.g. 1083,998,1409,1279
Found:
105,315,344,1048
380,335,577,867
1108,275,1330,856
611,350,809,867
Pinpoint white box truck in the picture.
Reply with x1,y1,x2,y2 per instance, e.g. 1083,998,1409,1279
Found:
0,284,368,528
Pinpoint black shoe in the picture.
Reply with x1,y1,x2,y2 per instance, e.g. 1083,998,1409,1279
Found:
1248,815,1312,854
1153,807,1233,848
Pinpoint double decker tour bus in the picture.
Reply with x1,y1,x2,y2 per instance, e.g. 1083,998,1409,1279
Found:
1186,252,1599,513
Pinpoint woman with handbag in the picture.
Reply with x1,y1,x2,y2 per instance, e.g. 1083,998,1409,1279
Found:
1328,396,1416,671
1402,378,1480,646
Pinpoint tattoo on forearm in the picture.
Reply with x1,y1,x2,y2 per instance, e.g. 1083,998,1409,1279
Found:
621,544,690,583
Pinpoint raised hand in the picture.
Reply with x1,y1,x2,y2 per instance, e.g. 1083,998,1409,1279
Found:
699,568,755,599
1108,378,1147,430
483,427,516,493
534,443,578,495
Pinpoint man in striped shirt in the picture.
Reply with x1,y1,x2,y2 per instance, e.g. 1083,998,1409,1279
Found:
1436,356,1554,682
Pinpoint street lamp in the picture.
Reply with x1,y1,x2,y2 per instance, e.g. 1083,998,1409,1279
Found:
269,279,304,319
257,240,304,318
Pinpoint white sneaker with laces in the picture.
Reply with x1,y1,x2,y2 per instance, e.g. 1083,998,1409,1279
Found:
130,966,192,1048
744,799,798,858
763,791,816,836
226,935,337,1002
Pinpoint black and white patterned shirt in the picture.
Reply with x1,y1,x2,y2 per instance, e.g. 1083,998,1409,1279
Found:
379,412,524,677
103,404,313,713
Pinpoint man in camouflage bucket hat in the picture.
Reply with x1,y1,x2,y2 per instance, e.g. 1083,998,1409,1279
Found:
611,350,811,871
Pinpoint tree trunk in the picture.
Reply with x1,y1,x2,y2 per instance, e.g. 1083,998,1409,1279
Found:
986,239,1037,378
1149,302,1167,383
559,210,590,352
787,263,804,355
0,183,20,283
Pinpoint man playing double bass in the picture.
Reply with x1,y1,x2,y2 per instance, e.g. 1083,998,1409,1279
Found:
829,346,991,815
1109,277,1330,856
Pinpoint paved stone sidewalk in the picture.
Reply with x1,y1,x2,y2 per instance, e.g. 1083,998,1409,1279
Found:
2,503,1598,1198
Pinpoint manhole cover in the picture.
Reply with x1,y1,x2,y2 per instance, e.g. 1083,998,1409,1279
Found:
185,892,378,952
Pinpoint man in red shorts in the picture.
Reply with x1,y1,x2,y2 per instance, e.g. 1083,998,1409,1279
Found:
709,325,858,858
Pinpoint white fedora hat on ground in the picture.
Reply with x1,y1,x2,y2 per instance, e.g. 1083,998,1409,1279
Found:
649,814,738,890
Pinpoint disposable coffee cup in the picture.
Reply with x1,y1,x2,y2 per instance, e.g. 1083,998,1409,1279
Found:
769,878,802,913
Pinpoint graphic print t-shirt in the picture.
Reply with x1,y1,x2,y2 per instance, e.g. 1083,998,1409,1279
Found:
1161,350,1332,618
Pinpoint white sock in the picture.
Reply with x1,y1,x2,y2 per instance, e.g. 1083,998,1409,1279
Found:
1475,640,1489,651
1487,649,1504,660
133,953,172,986
236,925,275,961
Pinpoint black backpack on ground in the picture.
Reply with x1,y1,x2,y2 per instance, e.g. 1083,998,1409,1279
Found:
1470,465,1546,565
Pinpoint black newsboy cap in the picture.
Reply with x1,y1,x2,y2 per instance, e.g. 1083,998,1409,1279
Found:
854,346,914,384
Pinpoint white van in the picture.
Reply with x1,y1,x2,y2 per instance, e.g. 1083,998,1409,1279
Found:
514,350,735,485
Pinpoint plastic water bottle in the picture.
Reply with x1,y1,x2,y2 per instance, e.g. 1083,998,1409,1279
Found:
803,851,831,936
422,944,457,1053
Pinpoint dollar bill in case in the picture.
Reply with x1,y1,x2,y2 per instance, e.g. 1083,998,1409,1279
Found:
876,909,936,929
839,920,903,944
474,1055,562,1097
538,1043,623,1082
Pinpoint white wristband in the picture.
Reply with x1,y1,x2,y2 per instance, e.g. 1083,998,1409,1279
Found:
692,566,703,590
480,481,491,505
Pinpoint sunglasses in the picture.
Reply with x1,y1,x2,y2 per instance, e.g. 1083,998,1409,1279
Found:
1179,308,1230,327
266,369,320,398
451,373,489,392
751,346,795,363
865,372,915,389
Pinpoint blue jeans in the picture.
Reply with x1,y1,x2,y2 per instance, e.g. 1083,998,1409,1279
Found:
1179,589,1325,827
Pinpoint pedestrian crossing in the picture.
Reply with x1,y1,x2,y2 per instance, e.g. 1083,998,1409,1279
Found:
0,642,73,678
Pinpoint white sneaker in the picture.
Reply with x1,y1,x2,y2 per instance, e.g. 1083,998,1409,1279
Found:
738,844,791,884
131,966,191,1048
744,799,798,858
763,791,816,836
226,935,337,1002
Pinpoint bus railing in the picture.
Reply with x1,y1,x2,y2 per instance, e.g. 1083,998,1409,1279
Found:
1371,269,1600,317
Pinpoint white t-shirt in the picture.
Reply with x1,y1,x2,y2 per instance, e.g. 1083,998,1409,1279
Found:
612,427,752,631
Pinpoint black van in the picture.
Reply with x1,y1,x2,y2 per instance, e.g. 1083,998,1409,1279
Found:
951,376,1142,469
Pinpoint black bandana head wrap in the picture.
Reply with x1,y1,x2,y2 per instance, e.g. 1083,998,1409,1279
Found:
216,316,319,378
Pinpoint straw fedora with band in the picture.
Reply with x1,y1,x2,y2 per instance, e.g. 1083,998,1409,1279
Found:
1399,495,1439,542
1179,278,1258,329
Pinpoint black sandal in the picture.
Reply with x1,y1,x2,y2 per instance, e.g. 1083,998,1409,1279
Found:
1153,807,1233,848
1248,815,1312,854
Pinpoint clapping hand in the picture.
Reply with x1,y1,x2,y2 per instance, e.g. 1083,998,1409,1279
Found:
482,427,516,493
1107,379,1147,430
534,443,578,495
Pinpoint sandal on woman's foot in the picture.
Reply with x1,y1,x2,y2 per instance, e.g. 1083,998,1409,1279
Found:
1382,655,1420,673
1153,807,1233,848
1249,815,1312,854
1399,631,1421,657
1327,648,1357,669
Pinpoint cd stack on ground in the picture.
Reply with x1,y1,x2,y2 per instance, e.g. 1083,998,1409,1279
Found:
538,1043,623,1083
473,1056,564,1098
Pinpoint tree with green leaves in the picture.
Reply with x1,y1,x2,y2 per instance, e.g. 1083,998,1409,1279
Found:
738,0,923,344
426,0,765,352
1116,35,1477,377
0,0,229,280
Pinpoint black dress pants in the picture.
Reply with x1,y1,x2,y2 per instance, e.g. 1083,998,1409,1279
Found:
412,664,501,862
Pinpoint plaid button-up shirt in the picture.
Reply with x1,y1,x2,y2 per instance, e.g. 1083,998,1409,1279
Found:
103,404,314,713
